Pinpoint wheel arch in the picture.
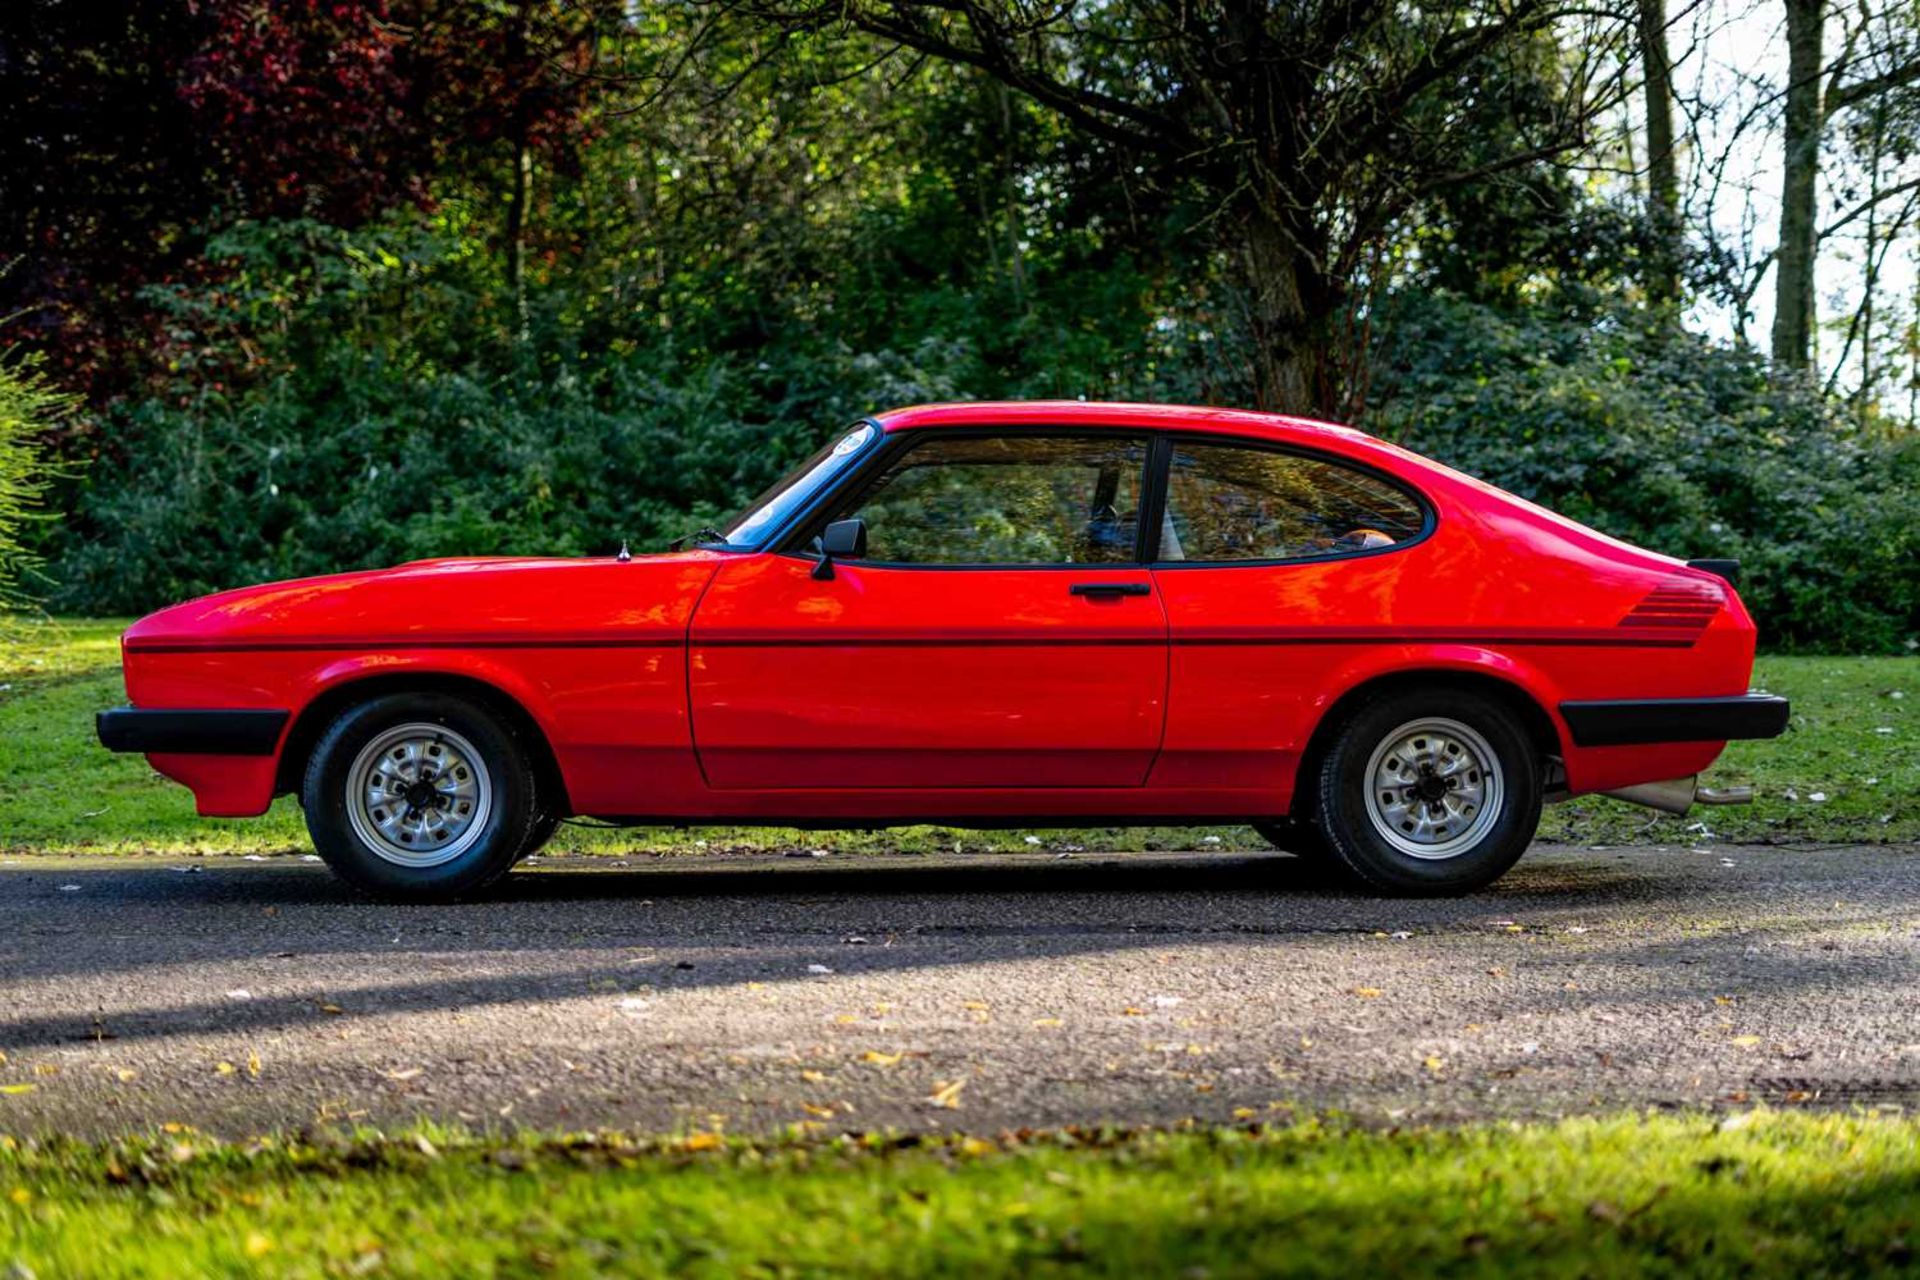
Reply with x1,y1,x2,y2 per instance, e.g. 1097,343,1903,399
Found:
275,671,571,816
1289,667,1563,820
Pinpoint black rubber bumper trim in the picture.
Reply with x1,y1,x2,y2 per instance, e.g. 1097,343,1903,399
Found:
96,707,289,756
1558,694,1790,747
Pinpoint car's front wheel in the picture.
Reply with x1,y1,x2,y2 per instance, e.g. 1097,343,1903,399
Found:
301,692,538,901
1307,689,1543,895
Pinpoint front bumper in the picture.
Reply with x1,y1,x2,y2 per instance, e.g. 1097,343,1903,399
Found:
1558,693,1790,748
96,707,289,756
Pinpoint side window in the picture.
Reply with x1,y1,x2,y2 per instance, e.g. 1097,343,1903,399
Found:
836,434,1146,565
1159,441,1425,562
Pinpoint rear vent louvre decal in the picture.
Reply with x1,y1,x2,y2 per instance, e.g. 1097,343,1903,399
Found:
1618,579,1722,637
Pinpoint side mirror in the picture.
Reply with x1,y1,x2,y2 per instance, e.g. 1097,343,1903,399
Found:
812,518,868,580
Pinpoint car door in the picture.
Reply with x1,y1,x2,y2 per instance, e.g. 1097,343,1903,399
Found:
1147,434,1433,792
689,429,1169,789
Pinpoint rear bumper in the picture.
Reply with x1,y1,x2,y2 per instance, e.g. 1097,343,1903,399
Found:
96,707,289,756
1559,693,1790,748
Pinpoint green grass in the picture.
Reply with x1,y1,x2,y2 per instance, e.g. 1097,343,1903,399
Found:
2,616,1914,854
2,1113,1916,1277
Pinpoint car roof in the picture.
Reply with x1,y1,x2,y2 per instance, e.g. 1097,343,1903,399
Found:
872,401,1377,447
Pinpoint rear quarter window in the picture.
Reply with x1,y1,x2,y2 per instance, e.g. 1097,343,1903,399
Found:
1159,440,1427,562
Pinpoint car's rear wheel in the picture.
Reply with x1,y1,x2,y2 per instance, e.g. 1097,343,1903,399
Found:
1307,689,1542,895
301,692,537,901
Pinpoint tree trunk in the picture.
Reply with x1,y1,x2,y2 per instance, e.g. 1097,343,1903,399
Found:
504,0,533,333
1637,0,1681,303
1772,0,1824,372
1242,204,1321,415
505,134,530,327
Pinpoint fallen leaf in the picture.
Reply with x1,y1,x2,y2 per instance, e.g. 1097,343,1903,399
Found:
1353,987,1384,999
244,1233,275,1259
927,1078,967,1109
380,1068,423,1082
1730,1035,1762,1048
0,1084,33,1096
1031,1018,1063,1029
958,1136,995,1157
681,1132,723,1152
1121,1006,1146,1017
800,1069,827,1083
799,1102,836,1119
318,1003,344,1016
215,1061,237,1076
247,1050,262,1078
1232,1107,1258,1120
963,1000,990,1011
1423,1055,1445,1075
861,1050,904,1067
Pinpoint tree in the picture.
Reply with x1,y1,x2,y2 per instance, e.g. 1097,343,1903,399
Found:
1637,0,1682,303
716,0,1636,414
1770,0,1920,372
1773,0,1825,371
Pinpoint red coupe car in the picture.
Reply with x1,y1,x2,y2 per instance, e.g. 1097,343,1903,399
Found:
98,401,1787,899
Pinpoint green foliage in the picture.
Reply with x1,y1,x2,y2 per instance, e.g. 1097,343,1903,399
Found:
1368,293,1920,653
0,351,66,603
40,196,1189,613
13,10,1917,655
5,1113,1920,1277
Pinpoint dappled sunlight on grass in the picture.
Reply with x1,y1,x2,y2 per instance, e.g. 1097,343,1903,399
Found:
2,1112,1916,1276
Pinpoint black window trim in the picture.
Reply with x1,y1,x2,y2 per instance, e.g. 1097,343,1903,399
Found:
775,424,1160,571
1147,431,1437,570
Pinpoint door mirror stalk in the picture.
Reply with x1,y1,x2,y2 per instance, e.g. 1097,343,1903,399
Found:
812,518,868,580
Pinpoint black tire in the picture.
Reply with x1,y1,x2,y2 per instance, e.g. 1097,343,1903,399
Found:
517,808,561,861
1308,688,1543,896
301,692,539,901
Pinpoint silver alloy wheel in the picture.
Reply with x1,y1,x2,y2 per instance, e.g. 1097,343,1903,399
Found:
344,722,492,868
1362,717,1504,860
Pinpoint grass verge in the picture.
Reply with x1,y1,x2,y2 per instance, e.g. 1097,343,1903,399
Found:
4,1112,1919,1278
2,616,1914,853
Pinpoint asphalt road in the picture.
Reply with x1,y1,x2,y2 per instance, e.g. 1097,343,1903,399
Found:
2,843,1916,1138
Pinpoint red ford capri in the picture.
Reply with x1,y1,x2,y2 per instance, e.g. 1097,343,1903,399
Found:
98,402,1788,899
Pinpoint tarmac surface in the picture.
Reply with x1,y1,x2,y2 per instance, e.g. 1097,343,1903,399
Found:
2,842,1915,1137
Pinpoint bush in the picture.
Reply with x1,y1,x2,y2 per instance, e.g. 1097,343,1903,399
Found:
0,351,65,605
40,214,1181,613
39,218,1919,654
1366,292,1920,653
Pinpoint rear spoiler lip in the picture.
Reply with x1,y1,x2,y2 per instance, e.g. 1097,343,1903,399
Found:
1685,558,1740,586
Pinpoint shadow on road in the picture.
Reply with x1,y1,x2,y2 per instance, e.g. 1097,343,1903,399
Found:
2,846,1905,1056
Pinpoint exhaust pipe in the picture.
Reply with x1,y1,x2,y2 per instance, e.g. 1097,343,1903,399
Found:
1602,775,1755,816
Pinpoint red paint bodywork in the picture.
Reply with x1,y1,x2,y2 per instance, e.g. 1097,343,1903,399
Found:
118,402,1758,820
